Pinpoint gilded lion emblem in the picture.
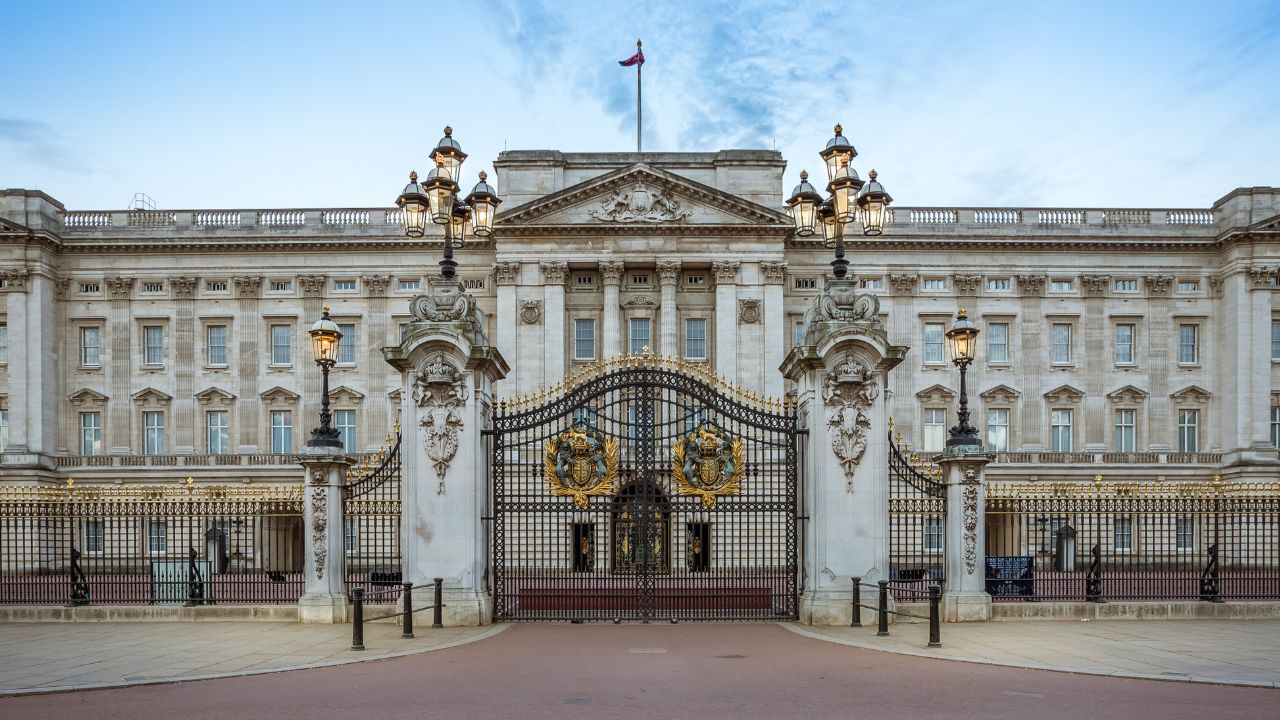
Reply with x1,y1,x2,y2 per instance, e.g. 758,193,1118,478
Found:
672,421,745,507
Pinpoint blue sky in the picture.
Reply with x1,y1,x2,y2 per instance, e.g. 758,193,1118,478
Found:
2,0,1277,210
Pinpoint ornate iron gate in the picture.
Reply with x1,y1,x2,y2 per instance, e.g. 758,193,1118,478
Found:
491,353,799,622
343,427,403,602
888,427,947,597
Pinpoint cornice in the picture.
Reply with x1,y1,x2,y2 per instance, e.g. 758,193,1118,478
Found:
55,236,496,255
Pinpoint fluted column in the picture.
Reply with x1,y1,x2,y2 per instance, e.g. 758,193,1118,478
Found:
600,260,624,359
656,260,680,358
1,269,30,452
234,276,263,453
299,274,326,444
1016,275,1046,450
713,261,740,383
493,262,521,398
362,275,391,444
540,261,568,384
104,276,135,454
761,262,787,400
171,276,198,454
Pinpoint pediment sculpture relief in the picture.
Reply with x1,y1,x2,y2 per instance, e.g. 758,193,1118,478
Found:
588,182,693,223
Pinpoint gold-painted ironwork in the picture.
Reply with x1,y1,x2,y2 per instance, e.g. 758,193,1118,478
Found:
543,419,620,508
671,421,745,507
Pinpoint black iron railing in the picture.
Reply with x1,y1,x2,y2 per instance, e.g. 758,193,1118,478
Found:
887,429,946,600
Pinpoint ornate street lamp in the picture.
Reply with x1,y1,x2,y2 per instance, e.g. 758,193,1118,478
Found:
944,308,982,451
787,124,889,279
396,126,502,280
307,306,344,449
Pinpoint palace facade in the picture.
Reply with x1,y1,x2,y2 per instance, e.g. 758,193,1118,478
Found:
2,149,1279,489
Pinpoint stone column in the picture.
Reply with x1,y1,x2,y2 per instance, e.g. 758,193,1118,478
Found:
781,278,908,624
383,276,508,626
2,269,30,453
363,275,391,443
492,262,520,396
1016,275,1046,449
171,276,198,454
298,275,327,443
761,262,787,400
712,261,740,383
936,451,994,621
104,276,135,454
298,445,355,623
600,260,624,359
1080,275,1108,450
1144,275,1173,450
540,261,567,383
233,277,263,453
656,260,681,357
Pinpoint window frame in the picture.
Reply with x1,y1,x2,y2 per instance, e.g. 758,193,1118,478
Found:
1176,516,1195,553
573,318,597,361
1114,323,1136,365
80,326,102,367
923,516,944,553
1177,323,1199,365
142,325,165,367
1050,409,1073,452
337,323,357,365
143,410,165,456
147,520,168,555
923,407,947,453
0,322,7,364
1050,323,1073,365
1177,409,1199,453
269,324,292,366
628,317,652,357
1114,409,1136,452
206,324,229,367
986,408,1010,452
986,322,1009,364
684,318,707,361
335,409,356,453
207,411,230,455
270,410,293,454
1113,517,1133,553
923,322,946,364
80,412,103,456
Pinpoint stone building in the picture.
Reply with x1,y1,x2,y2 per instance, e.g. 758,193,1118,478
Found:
2,148,1279,491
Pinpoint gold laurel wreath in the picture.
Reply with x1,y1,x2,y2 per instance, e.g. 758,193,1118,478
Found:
671,433,745,507
544,434,619,508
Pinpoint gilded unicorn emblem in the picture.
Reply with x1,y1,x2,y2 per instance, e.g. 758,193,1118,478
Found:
672,421,745,507
544,419,620,508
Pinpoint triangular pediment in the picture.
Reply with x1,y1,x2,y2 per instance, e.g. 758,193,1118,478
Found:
979,384,1021,402
1043,384,1085,403
1107,384,1149,403
67,387,109,406
195,387,236,406
259,386,301,404
1171,385,1212,403
329,385,365,403
130,387,173,404
915,384,956,402
496,164,791,229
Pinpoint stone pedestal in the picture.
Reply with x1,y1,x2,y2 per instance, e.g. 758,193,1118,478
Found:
936,451,995,622
781,278,907,625
383,277,508,626
298,446,355,623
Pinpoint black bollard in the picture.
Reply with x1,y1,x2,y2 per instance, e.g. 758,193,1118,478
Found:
401,582,415,639
351,588,366,651
851,577,862,627
432,577,444,629
876,580,890,637
928,584,941,648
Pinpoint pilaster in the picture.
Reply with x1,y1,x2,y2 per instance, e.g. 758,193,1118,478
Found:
233,276,262,453
171,276,198,454
540,261,567,383
712,261,739,382
1016,275,1046,450
104,276,135,454
761,261,787,400
600,260,624,359
656,260,680,357
363,274,391,438
493,262,520,396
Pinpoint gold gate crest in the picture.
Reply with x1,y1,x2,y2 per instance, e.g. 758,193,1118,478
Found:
544,420,619,508
672,421,745,507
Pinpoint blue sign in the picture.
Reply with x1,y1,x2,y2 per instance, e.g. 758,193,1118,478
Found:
985,555,1034,597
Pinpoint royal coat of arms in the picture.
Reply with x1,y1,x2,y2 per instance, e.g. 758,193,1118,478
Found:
544,420,619,508
671,421,745,507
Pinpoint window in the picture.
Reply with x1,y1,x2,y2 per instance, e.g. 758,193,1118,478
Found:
143,411,165,455
987,323,1009,364
338,324,356,364
398,279,420,291
1177,281,1199,292
0,410,7,453
629,317,651,356
1177,409,1199,453
344,517,359,555
1050,279,1073,292
630,274,650,285
1114,409,1136,452
685,318,707,360
80,412,102,455
207,325,228,366
1272,320,1280,361
80,327,101,366
687,274,708,286
573,274,595,287
923,322,945,364
792,277,816,290
84,520,104,554
1114,279,1138,292
1050,410,1073,452
1176,517,1195,552
794,322,805,347
336,410,356,453
142,281,165,293
205,280,228,293
270,411,292,454
147,520,168,554
922,278,946,291
398,322,410,342
1113,517,1133,552
270,280,293,292
859,278,883,290
1051,323,1072,364
79,282,101,294
143,325,164,365
270,324,292,365
626,405,639,440
1114,324,1135,365
1177,324,1198,364
574,319,596,361
334,279,357,292
987,409,1009,452
207,411,229,454
987,278,1010,291
0,323,6,364
923,408,946,452
1272,406,1280,449
464,278,486,290
924,517,943,552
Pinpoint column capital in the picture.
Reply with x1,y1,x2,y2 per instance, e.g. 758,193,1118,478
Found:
539,260,568,285
493,261,521,286
1080,274,1110,297
599,260,625,284
760,261,788,285
656,260,681,284
1016,274,1046,298
889,273,917,295
361,274,390,296
0,267,31,293
711,261,740,284
953,274,982,296
233,276,263,299
1143,274,1174,297
170,275,199,299
104,276,135,300
1249,266,1276,290
298,274,327,298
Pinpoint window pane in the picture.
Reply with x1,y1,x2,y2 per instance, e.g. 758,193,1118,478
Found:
1272,406,1280,449
1178,325,1198,364
271,411,292,454
629,317,651,356
793,322,805,347
987,323,1008,363
271,325,292,365
924,323,944,363
685,318,707,359
1114,409,1135,452
1272,321,1280,361
0,324,7,364
574,319,595,360
143,411,165,455
1178,409,1198,452
336,410,356,452
338,324,356,364
1051,324,1071,363
1051,410,1072,452
208,412,229,454
1114,324,1134,364
207,325,228,365
0,410,7,453
1176,517,1194,552
80,413,102,455
85,521,104,553
923,408,946,452
144,326,164,365
81,327,101,366
148,520,168,554
986,408,1009,452
1113,517,1132,552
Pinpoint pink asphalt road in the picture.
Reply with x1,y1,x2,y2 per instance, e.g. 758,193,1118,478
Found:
3,623,1274,719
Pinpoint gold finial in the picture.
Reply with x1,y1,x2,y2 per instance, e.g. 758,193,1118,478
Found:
957,308,967,319
479,170,487,181
868,169,878,181
409,170,418,182
394,416,401,434
322,304,330,314
800,169,809,181
887,417,895,433
1094,474,1103,485
186,477,194,488
443,125,452,136
834,123,843,135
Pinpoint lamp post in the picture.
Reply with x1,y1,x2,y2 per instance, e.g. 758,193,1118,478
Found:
944,308,982,451
307,306,343,449
786,124,893,278
396,126,501,280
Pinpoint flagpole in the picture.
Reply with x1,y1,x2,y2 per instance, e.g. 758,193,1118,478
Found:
636,39,642,153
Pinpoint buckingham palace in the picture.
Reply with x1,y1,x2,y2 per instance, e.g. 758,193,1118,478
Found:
1,126,1278,621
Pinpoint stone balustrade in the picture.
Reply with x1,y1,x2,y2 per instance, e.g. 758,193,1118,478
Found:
49,451,378,469
990,451,1222,465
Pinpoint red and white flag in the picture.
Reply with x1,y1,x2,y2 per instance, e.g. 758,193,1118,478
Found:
618,49,644,67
